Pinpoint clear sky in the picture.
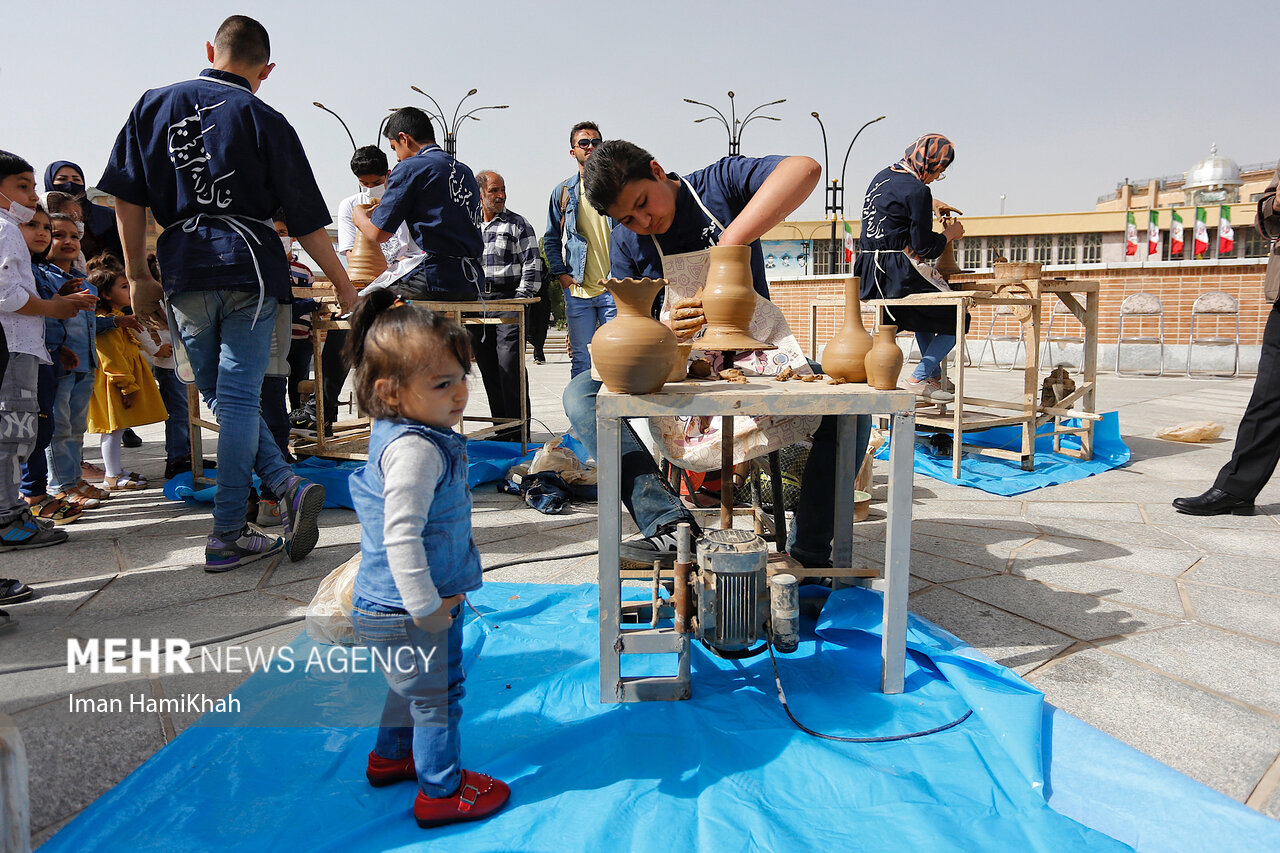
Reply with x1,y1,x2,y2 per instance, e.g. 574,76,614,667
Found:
2,0,1274,230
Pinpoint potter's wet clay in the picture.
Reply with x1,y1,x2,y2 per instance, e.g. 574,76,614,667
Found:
697,245,774,352
347,202,388,287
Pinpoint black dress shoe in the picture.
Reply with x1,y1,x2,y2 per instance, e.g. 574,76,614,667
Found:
121,428,143,448
1172,487,1255,516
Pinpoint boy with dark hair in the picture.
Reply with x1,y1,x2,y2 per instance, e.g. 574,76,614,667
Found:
0,151,97,590
99,15,357,572
352,108,484,300
566,141,868,571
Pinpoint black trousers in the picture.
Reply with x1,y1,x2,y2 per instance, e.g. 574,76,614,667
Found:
526,282,552,358
286,338,312,411
320,330,349,424
1215,298,1280,501
469,304,528,438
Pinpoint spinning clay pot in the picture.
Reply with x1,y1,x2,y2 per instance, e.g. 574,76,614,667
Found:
593,278,678,394
347,202,388,287
697,245,774,352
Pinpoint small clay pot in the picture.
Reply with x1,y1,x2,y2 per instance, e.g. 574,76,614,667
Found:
698,245,774,352
865,325,905,390
821,276,872,382
593,278,678,394
667,342,694,382
347,202,388,287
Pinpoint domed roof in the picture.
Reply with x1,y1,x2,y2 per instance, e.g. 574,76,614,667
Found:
1184,144,1242,190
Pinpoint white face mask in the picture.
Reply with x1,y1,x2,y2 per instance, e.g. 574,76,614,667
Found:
280,235,293,256
0,191,36,224
75,221,86,238
365,182,386,201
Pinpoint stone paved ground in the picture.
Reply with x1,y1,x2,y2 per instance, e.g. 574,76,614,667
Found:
2,348,1279,845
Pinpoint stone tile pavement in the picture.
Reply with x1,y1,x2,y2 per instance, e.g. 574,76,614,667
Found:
2,350,1279,845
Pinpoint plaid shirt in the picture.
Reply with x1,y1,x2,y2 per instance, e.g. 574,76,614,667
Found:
481,208,541,295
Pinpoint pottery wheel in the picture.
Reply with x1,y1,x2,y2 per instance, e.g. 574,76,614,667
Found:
696,328,776,352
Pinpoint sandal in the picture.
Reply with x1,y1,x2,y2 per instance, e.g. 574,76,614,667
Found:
81,461,105,480
55,484,103,510
121,470,150,486
24,495,84,526
78,480,111,500
102,474,147,491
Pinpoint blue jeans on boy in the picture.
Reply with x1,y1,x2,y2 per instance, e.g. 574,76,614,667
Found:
153,365,190,463
562,364,869,567
352,596,465,798
20,363,59,497
564,291,616,379
169,290,293,534
46,370,95,494
911,331,957,381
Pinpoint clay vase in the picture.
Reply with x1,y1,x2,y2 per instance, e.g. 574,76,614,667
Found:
347,202,388,287
821,276,873,382
865,325,905,390
697,245,774,352
936,240,962,279
593,278,679,394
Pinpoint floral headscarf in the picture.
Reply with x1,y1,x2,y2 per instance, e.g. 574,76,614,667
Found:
892,134,955,182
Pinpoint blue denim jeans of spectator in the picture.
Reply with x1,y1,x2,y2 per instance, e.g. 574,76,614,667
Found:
563,370,688,537
352,596,465,799
564,291,616,379
152,365,191,463
20,362,59,497
45,370,94,494
911,331,957,381
169,291,292,534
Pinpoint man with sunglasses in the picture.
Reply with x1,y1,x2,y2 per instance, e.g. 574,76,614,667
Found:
544,122,617,378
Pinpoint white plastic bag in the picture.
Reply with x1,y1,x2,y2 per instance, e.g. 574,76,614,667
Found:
1155,422,1224,443
305,553,361,646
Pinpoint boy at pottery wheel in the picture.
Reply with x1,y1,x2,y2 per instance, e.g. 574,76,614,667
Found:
562,140,872,570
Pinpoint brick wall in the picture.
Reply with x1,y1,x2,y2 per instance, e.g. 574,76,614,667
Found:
771,263,1269,361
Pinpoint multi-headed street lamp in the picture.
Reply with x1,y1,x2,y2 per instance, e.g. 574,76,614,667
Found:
409,86,509,157
683,91,786,156
811,112,886,273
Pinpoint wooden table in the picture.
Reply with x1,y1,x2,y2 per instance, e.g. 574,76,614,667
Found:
596,378,917,703
867,277,1099,478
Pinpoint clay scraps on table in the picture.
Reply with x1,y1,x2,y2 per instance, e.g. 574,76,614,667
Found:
826,376,848,385
718,368,747,384
775,366,796,382
799,373,821,382
688,358,714,378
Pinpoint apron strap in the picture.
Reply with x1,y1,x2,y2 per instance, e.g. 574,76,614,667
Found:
649,178,728,264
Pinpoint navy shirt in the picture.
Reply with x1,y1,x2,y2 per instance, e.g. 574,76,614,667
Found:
609,155,784,299
853,166,946,302
98,69,331,302
371,145,483,260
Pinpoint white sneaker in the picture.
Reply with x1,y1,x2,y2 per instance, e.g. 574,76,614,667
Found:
905,377,955,403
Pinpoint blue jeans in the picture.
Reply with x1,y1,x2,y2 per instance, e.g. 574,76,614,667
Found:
45,370,95,494
352,596,465,799
563,371,687,537
169,291,293,534
563,365,869,566
912,332,956,381
565,291,616,379
153,366,190,463
20,363,58,497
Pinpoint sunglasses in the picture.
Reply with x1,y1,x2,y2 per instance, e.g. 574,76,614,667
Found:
575,138,603,150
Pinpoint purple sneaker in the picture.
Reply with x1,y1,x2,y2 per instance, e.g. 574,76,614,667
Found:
280,476,325,562
205,525,284,573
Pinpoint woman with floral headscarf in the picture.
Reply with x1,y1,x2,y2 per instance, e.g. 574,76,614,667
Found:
853,133,964,402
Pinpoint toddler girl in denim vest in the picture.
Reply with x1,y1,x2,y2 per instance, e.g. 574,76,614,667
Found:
345,289,510,828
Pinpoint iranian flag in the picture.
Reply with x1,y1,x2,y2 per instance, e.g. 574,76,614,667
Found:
1148,210,1160,257
1170,209,1184,255
843,220,856,264
1125,211,1138,256
1220,205,1234,255
1193,206,1209,256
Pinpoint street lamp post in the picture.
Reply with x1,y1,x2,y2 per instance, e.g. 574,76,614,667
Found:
311,102,358,150
811,112,886,274
683,91,786,156
409,86,509,157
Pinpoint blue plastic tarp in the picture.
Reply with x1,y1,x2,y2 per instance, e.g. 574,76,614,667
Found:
39,583,1280,852
876,411,1131,496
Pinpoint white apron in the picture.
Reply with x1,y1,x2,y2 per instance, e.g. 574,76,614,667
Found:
645,180,820,472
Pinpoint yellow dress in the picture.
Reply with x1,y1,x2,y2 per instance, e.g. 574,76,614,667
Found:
87,310,168,433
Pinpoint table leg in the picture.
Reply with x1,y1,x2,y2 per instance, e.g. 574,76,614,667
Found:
833,415,858,576
882,409,915,694
187,384,204,483
1021,300,1041,471
598,416,623,704
952,299,965,478
518,309,528,452
1082,289,1098,460
720,415,734,530
312,327,327,454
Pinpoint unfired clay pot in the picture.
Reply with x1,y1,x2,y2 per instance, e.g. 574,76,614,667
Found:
697,245,774,352
821,276,872,382
667,342,694,382
865,325,905,390
593,278,678,394
347,202,388,287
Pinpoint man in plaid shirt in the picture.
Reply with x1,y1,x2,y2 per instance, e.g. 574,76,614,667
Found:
477,170,539,440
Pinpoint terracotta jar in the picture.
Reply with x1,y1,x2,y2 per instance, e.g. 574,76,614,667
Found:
347,202,388,287
593,278,678,394
698,245,773,352
865,325,905,390
821,276,873,382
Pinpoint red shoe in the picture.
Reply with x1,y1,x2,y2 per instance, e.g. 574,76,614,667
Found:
366,751,416,787
413,770,510,828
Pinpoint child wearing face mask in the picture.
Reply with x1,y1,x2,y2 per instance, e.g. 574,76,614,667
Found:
0,150,97,572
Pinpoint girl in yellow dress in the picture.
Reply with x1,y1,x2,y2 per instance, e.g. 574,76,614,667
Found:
86,268,167,490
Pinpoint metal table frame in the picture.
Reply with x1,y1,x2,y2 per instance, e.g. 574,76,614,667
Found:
596,379,917,703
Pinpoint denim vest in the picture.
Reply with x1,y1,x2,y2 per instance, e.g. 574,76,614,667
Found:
350,419,482,611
